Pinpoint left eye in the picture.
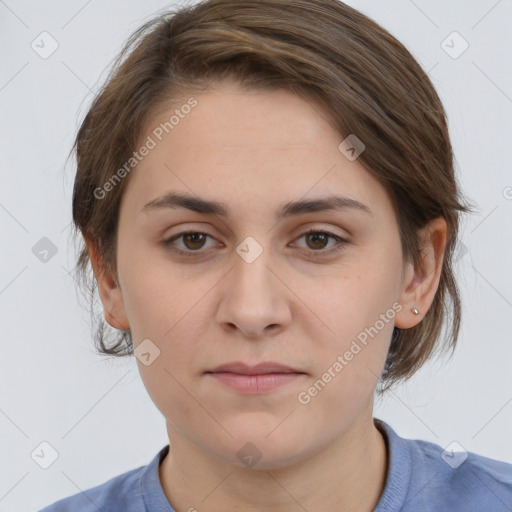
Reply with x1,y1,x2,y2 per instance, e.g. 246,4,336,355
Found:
163,229,348,256
294,229,346,252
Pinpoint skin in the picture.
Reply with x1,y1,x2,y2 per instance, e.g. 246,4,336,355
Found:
86,79,447,512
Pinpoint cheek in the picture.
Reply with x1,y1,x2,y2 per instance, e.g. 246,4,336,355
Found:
307,268,397,338
119,252,208,342
289,348,385,457
304,271,397,394
297,319,393,422
137,359,197,428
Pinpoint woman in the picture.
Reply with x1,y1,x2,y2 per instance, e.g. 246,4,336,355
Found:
39,0,512,510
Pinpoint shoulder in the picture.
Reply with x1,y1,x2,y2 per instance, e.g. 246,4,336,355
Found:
412,436,512,507
38,466,143,512
375,419,512,512
37,447,168,512
40,468,143,512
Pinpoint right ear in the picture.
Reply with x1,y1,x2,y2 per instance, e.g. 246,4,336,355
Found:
84,237,130,331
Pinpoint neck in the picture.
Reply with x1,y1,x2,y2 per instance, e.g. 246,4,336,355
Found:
158,410,388,512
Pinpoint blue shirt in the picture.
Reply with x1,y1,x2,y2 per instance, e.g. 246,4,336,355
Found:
38,418,512,511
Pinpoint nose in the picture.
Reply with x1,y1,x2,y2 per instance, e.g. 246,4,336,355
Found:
215,243,292,339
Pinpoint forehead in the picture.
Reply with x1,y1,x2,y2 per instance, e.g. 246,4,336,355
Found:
121,82,394,225
145,80,340,148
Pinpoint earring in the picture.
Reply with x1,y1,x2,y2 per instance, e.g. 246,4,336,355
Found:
411,307,419,315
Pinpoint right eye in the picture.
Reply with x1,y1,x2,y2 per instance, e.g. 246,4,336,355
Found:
163,231,217,256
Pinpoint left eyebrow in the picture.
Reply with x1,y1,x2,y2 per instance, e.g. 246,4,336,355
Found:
141,191,374,220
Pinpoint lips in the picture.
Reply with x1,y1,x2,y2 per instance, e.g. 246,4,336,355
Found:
205,361,305,375
205,361,306,393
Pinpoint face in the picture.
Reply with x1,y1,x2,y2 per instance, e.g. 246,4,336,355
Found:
101,80,416,469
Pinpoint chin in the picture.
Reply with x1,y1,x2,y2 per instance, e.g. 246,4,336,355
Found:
204,427,315,471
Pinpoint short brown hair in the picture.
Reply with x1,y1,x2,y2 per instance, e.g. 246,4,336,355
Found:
71,0,475,395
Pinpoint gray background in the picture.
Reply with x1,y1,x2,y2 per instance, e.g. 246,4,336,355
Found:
1,1,511,510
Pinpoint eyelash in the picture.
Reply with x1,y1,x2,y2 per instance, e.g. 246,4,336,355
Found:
163,228,349,259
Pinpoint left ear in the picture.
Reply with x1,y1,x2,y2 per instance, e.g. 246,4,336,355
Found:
394,216,448,329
